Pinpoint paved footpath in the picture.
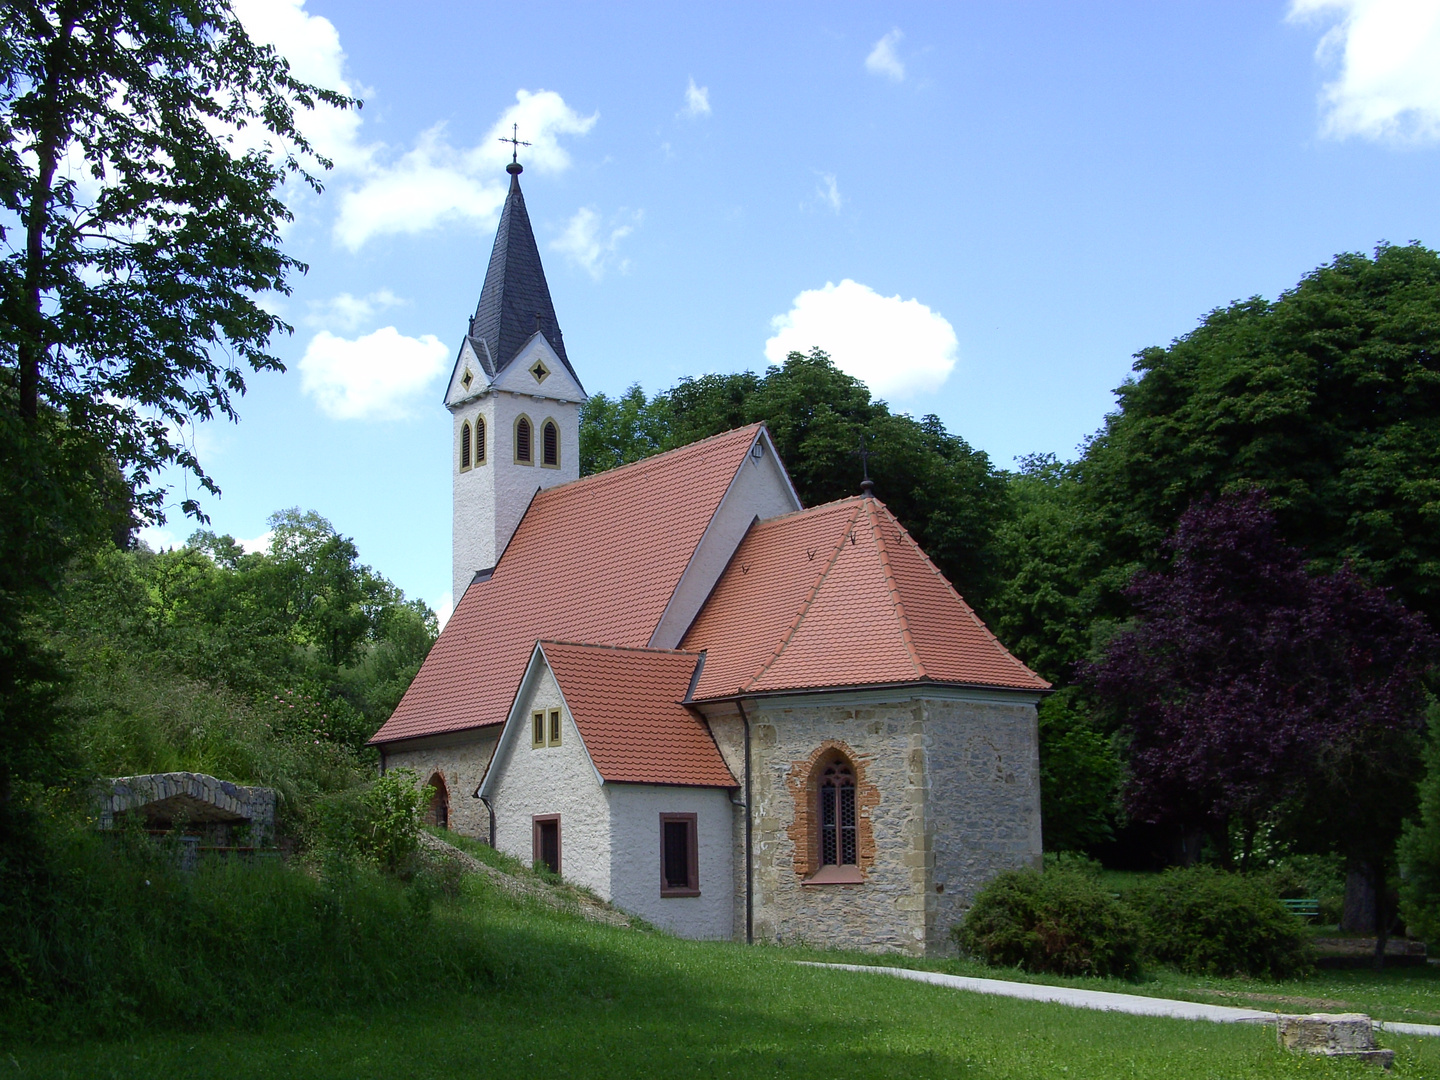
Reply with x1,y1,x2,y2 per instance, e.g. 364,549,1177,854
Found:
799,962,1440,1038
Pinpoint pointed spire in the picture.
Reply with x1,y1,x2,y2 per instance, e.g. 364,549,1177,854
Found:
467,158,575,382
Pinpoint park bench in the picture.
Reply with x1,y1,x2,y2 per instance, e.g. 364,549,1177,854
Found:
1282,897,1320,919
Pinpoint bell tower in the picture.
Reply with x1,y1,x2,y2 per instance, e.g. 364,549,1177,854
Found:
444,150,585,604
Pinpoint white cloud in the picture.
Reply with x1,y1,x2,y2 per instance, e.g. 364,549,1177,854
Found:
816,173,843,213
298,326,450,420
234,2,598,249
765,279,958,398
332,91,598,251
1289,0,1440,141
305,289,404,332
237,530,274,554
866,29,906,82
229,0,371,171
683,77,712,118
137,525,183,551
551,207,641,280
434,592,454,632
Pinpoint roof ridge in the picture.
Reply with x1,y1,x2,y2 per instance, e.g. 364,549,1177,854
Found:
539,639,701,657
873,501,1047,685
749,493,865,526
533,423,765,502
864,499,926,681
739,500,865,694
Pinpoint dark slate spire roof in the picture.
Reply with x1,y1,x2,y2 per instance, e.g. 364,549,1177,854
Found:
467,164,577,383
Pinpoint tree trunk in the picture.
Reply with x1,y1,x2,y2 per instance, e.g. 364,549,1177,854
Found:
1340,867,1376,933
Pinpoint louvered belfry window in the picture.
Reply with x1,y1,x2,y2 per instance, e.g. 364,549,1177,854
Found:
474,417,486,463
542,420,558,466
820,760,858,866
460,421,472,469
516,417,532,462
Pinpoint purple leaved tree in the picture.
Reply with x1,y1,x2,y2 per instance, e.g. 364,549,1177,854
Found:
1087,492,1433,957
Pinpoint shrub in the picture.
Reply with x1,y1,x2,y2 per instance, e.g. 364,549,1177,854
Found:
953,867,1142,978
1129,866,1313,979
312,768,433,873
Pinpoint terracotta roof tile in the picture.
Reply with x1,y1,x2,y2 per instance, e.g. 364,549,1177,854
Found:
683,497,1049,698
540,642,735,787
372,425,764,744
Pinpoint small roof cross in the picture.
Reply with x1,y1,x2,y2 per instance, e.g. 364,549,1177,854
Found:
498,123,531,165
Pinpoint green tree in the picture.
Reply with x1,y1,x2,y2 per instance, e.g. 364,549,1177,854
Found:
1080,243,1440,630
580,350,1008,612
0,0,353,816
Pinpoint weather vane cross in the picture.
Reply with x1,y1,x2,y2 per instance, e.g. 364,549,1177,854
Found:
498,123,531,165
853,436,877,497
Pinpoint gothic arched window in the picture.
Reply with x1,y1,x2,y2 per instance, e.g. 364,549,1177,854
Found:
460,421,472,470
515,416,533,464
542,419,559,467
819,758,857,867
474,416,487,464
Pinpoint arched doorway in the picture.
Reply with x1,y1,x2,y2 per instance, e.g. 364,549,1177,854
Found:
426,772,449,829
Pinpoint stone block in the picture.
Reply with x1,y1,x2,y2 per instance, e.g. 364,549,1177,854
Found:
1276,1014,1393,1068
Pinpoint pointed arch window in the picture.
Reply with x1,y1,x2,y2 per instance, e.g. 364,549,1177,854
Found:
474,416,486,464
542,419,559,468
819,759,857,868
515,416,533,464
425,772,449,830
460,421,472,470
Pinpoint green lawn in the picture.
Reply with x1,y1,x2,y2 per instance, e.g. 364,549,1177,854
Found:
12,874,1440,1079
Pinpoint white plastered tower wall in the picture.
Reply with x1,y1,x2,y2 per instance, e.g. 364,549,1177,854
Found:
447,332,583,603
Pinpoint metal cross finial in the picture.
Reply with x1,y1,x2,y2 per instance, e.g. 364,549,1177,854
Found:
499,123,531,165
853,435,877,497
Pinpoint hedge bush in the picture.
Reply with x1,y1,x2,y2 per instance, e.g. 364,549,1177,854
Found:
1128,866,1313,979
953,867,1142,978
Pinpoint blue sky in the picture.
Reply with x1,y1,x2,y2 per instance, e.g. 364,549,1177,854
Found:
137,1,1440,625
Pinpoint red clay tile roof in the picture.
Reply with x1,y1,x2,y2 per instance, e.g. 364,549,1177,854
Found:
539,642,735,787
683,496,1050,698
372,425,765,744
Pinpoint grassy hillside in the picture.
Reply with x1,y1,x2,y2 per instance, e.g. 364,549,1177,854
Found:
12,851,1440,1080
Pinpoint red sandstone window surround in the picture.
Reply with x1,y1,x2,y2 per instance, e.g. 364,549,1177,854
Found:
659,813,699,897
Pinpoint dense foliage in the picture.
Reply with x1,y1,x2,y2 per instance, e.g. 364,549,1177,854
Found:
0,0,353,828
1127,866,1313,979
581,349,1009,615
953,866,1142,978
1088,492,1434,869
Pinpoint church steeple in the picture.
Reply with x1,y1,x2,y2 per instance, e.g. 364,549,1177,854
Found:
447,148,586,607
465,160,577,384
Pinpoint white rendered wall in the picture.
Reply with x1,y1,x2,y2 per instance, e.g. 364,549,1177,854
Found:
486,666,611,896
650,432,801,648
451,393,498,602
606,783,735,939
449,333,582,604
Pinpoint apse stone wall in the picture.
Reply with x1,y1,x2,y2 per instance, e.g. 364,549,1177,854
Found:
708,688,1042,956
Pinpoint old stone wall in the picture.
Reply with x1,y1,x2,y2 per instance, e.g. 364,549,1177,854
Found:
921,695,1043,953
383,730,499,840
705,689,1041,956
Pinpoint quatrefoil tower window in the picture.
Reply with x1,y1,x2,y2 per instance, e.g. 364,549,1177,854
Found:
460,368,473,391
529,358,550,384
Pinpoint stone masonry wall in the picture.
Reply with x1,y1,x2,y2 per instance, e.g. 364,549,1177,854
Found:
384,731,499,840
707,691,1041,956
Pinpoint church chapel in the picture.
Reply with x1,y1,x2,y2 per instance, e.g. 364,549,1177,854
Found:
370,157,1049,956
